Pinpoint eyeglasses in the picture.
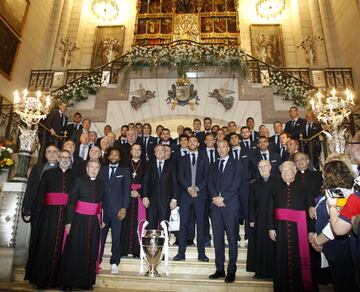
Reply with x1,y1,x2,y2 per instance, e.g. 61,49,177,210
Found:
59,156,71,159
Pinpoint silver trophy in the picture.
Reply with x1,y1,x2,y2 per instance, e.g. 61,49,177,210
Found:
138,220,170,277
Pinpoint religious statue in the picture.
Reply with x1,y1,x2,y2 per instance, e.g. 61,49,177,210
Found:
254,34,275,64
297,34,324,66
59,38,79,68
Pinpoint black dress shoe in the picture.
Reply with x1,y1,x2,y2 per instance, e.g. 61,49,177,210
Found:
209,271,226,279
225,273,235,283
173,254,185,261
198,255,209,262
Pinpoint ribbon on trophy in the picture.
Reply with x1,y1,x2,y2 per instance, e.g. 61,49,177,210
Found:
160,220,170,276
137,219,148,275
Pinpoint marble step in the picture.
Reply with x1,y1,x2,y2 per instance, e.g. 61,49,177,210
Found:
100,256,252,276
13,267,272,292
103,244,248,261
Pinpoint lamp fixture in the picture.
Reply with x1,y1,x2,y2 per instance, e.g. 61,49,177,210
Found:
92,0,119,21
256,0,286,18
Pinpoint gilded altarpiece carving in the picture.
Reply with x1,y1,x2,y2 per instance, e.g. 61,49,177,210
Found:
134,0,239,45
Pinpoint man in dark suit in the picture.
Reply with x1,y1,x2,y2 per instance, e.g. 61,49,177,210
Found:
269,121,283,150
246,117,259,142
300,110,322,169
240,126,257,155
140,123,156,161
65,112,82,139
142,144,178,229
278,132,291,162
174,136,209,262
171,125,185,147
208,140,244,283
193,118,205,145
249,136,281,179
284,106,306,140
96,125,112,147
44,101,68,148
115,128,138,166
171,134,189,166
99,147,131,274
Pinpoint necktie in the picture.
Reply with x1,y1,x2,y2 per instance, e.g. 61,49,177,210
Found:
233,149,239,160
275,135,279,146
218,159,225,174
292,120,296,128
157,161,163,177
110,166,116,179
191,153,196,166
245,141,249,151
60,112,65,126
80,145,85,159
281,146,286,158
143,136,148,145
262,153,267,160
183,150,188,156
209,149,214,163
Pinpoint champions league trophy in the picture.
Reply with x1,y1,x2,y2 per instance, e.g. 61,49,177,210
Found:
138,220,170,277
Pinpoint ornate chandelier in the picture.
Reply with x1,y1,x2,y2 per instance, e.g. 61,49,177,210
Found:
91,0,119,21
12,90,51,181
256,0,286,18
310,88,354,154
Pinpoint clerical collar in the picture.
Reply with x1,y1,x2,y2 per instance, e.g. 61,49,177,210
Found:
90,177,96,181
60,168,68,172
301,170,305,173
49,163,56,166
132,158,140,163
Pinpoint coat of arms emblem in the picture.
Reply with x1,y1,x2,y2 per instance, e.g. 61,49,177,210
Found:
166,78,200,110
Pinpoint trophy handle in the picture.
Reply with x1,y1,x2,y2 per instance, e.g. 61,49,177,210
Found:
160,220,170,276
138,220,149,275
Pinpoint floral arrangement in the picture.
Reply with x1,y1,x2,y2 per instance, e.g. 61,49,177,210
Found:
127,42,248,77
297,34,324,65
52,71,102,105
59,38,79,68
268,71,312,106
0,138,14,169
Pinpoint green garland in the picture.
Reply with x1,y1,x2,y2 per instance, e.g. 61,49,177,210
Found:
52,71,102,105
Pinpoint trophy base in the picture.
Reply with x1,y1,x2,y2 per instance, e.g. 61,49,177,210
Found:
145,268,161,277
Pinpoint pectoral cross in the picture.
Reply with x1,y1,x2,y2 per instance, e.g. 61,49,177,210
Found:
132,171,137,178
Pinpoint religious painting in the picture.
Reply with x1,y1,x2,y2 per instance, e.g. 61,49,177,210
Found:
227,17,237,33
137,19,146,34
91,25,125,68
202,0,213,12
149,0,161,13
215,0,226,12
250,24,285,67
161,18,172,34
201,17,213,33
214,18,226,33
139,0,148,13
0,19,20,79
226,0,235,12
0,0,29,36
162,0,173,13
176,0,196,13
147,19,160,34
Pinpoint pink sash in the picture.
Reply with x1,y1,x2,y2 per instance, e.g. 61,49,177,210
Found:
62,200,102,274
44,193,68,205
275,208,313,291
131,183,146,224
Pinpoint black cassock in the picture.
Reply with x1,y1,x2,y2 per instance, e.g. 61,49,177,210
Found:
247,175,276,277
27,167,74,288
120,159,147,257
268,178,317,292
59,176,105,289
